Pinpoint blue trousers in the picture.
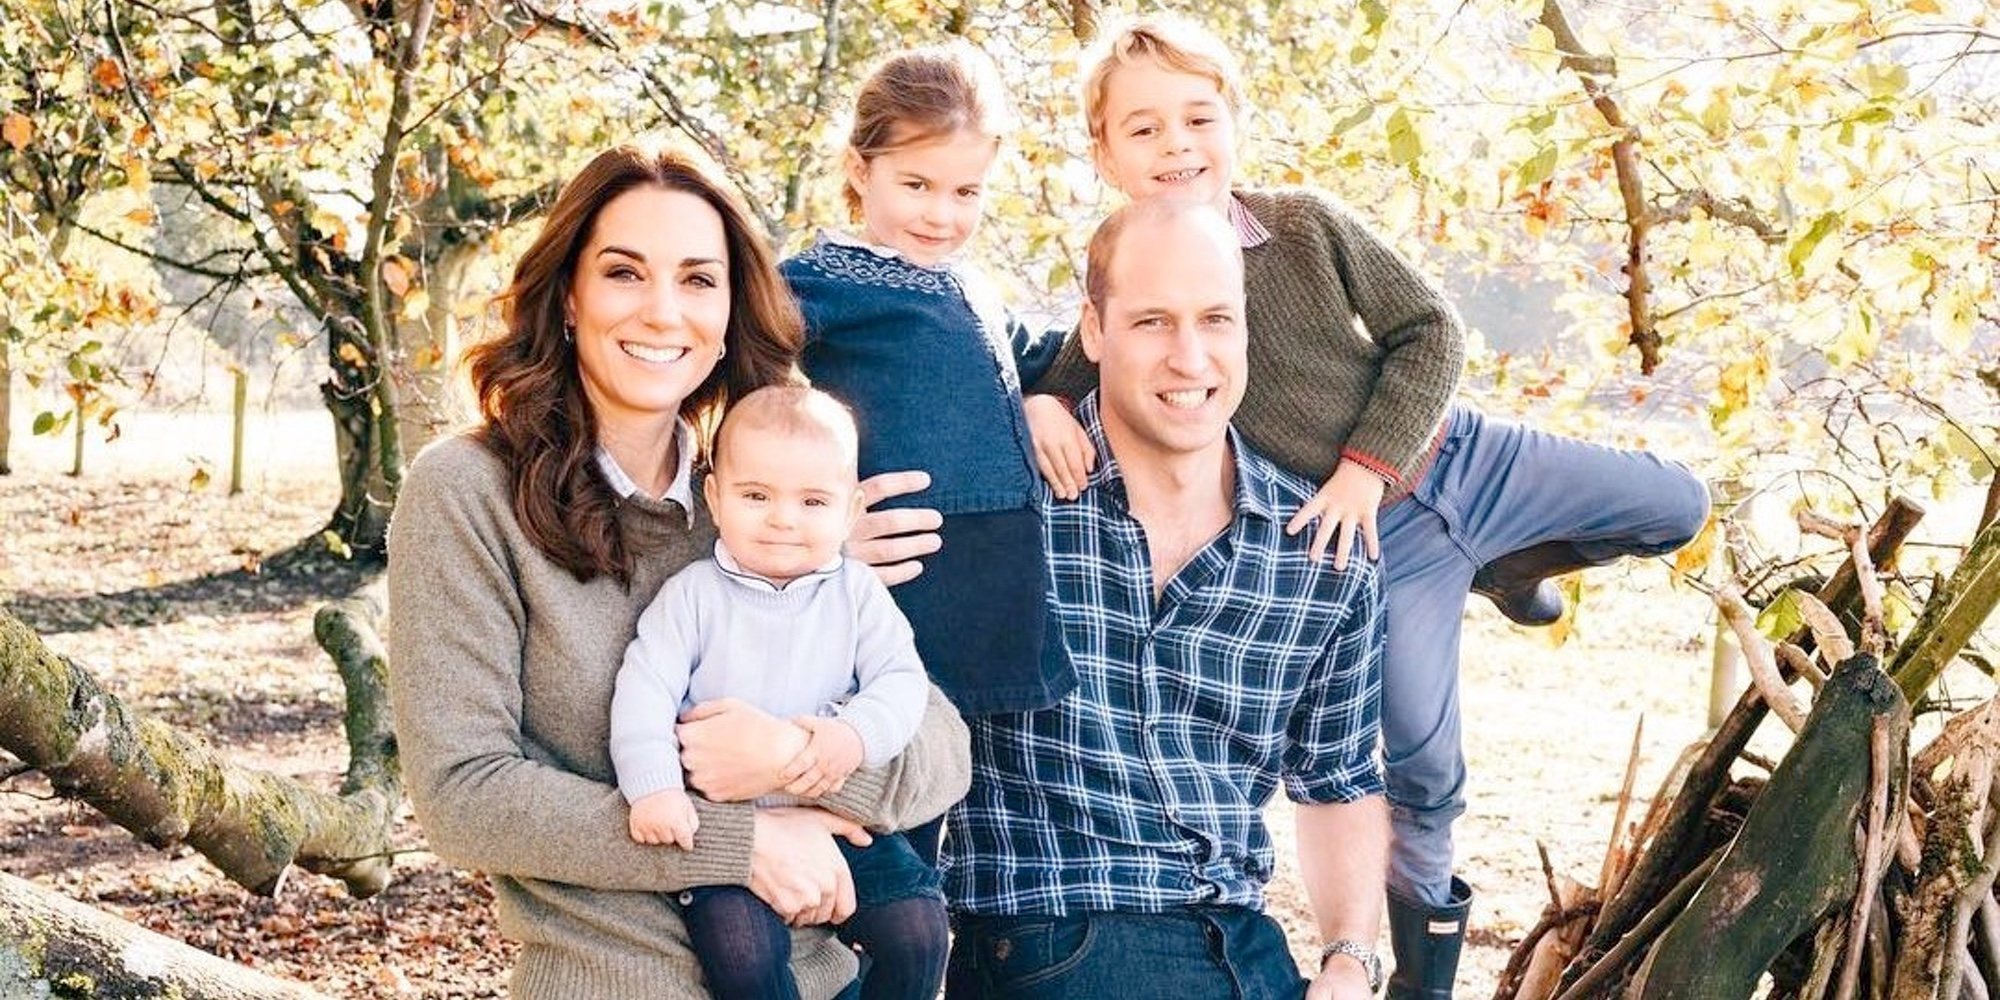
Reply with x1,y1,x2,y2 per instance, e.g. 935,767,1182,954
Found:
1380,406,1708,904
944,907,1306,999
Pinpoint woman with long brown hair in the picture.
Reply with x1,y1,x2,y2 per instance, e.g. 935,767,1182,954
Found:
386,142,969,999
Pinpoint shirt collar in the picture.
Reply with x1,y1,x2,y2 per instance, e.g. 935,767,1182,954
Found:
711,539,844,592
821,229,965,269
1227,193,1273,249
595,418,697,522
1073,392,1284,523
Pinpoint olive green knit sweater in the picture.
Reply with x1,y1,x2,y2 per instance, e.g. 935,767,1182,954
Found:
1039,188,1465,488
388,435,971,999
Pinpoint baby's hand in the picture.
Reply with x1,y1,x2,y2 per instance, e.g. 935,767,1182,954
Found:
781,718,865,799
628,789,700,850
1024,394,1094,501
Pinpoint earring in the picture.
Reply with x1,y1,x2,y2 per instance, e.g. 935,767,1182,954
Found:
562,320,575,344
716,341,727,361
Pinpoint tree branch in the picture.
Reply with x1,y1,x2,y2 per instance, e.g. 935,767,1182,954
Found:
72,220,271,281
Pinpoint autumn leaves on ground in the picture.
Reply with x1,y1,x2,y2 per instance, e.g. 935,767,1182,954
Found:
0,410,1727,998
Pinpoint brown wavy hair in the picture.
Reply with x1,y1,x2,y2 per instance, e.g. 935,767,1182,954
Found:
842,41,1013,218
466,143,804,585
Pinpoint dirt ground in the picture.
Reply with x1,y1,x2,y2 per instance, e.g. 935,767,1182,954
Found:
0,409,1820,997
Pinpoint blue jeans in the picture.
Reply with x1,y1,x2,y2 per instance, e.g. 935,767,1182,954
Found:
1379,405,1709,904
683,831,946,1000
944,907,1306,999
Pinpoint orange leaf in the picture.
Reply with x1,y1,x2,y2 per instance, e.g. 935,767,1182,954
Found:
92,58,126,91
1,112,31,150
337,341,369,367
381,257,412,297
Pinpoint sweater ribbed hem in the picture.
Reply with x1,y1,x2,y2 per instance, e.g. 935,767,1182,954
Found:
511,935,859,999
681,800,756,885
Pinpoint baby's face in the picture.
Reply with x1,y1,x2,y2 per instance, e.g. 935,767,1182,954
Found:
704,426,860,584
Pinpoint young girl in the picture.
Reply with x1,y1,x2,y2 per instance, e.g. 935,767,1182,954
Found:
1024,17,1711,997
783,43,1074,747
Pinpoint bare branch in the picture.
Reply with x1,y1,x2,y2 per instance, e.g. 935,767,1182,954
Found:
1717,583,1808,733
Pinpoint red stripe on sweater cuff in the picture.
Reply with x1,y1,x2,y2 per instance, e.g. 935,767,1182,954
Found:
1339,448,1406,489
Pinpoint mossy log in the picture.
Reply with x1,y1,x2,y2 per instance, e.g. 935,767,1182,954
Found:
1626,654,1910,999
0,871,330,999
0,602,399,898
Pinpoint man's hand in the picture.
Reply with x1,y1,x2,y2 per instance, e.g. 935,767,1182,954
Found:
1286,460,1386,570
749,807,871,926
850,471,942,586
782,717,865,798
1023,394,1094,501
678,698,808,801
1307,954,1374,1000
626,788,699,850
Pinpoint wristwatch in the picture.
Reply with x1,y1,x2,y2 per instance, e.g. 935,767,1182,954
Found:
1319,939,1384,993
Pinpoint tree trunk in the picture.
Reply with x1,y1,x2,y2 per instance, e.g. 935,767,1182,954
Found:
391,242,477,457
1,335,12,476
0,605,399,898
1627,654,1910,998
0,872,331,999
323,313,395,556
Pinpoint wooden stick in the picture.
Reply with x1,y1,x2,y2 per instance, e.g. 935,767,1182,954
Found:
1599,716,1645,901
1940,782,2000,1000
1975,895,2000,997
1792,592,1857,670
1718,584,1808,732
1553,852,1721,1000
1847,530,1889,657
1779,642,1831,690
1832,717,1893,1000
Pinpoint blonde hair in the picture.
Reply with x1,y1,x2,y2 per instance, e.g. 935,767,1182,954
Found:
714,385,860,479
843,41,1014,216
1080,15,1245,143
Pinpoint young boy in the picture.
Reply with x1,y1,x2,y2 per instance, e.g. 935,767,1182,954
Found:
612,385,949,1000
1027,18,1710,997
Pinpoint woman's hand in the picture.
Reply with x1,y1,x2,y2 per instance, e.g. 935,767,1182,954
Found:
850,471,942,586
678,699,808,801
1023,394,1094,501
750,807,873,926
1285,460,1386,570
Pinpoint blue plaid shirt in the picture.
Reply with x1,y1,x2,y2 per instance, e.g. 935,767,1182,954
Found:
942,393,1386,915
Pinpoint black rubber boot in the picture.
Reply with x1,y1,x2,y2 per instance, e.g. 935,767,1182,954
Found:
1469,541,1595,627
1387,877,1472,1000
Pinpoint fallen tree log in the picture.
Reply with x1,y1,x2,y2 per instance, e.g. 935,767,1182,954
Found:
1626,654,1909,998
0,598,399,898
0,871,330,999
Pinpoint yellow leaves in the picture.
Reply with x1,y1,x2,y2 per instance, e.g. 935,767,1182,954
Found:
1824,305,1876,368
1786,212,1843,280
1906,0,1942,12
2,112,31,150
124,205,157,227
1715,349,1773,425
1929,279,1977,354
337,341,369,367
1671,512,1719,587
400,289,430,321
1384,106,1422,166
122,154,150,196
1523,23,1562,76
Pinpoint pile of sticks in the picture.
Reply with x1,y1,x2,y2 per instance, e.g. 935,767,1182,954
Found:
1493,495,2000,1000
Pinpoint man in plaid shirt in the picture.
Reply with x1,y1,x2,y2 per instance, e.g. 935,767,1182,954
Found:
934,200,1390,999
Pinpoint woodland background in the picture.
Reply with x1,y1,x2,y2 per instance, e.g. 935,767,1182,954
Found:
2,0,1997,996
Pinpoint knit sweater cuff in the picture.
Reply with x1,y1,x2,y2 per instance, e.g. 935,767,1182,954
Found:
837,707,898,769
618,766,688,803
821,765,895,832
684,800,757,886
1338,447,1406,490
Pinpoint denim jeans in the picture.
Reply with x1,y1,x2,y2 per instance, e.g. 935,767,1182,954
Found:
944,907,1307,999
1378,405,1709,904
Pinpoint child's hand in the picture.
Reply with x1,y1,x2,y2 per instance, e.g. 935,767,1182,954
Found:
628,789,700,850
1024,394,1094,501
780,718,865,799
1287,460,1386,570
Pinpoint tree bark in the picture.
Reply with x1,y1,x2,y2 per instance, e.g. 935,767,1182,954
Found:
1,335,12,476
0,872,331,999
1628,654,1910,999
0,606,399,898
390,241,477,457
